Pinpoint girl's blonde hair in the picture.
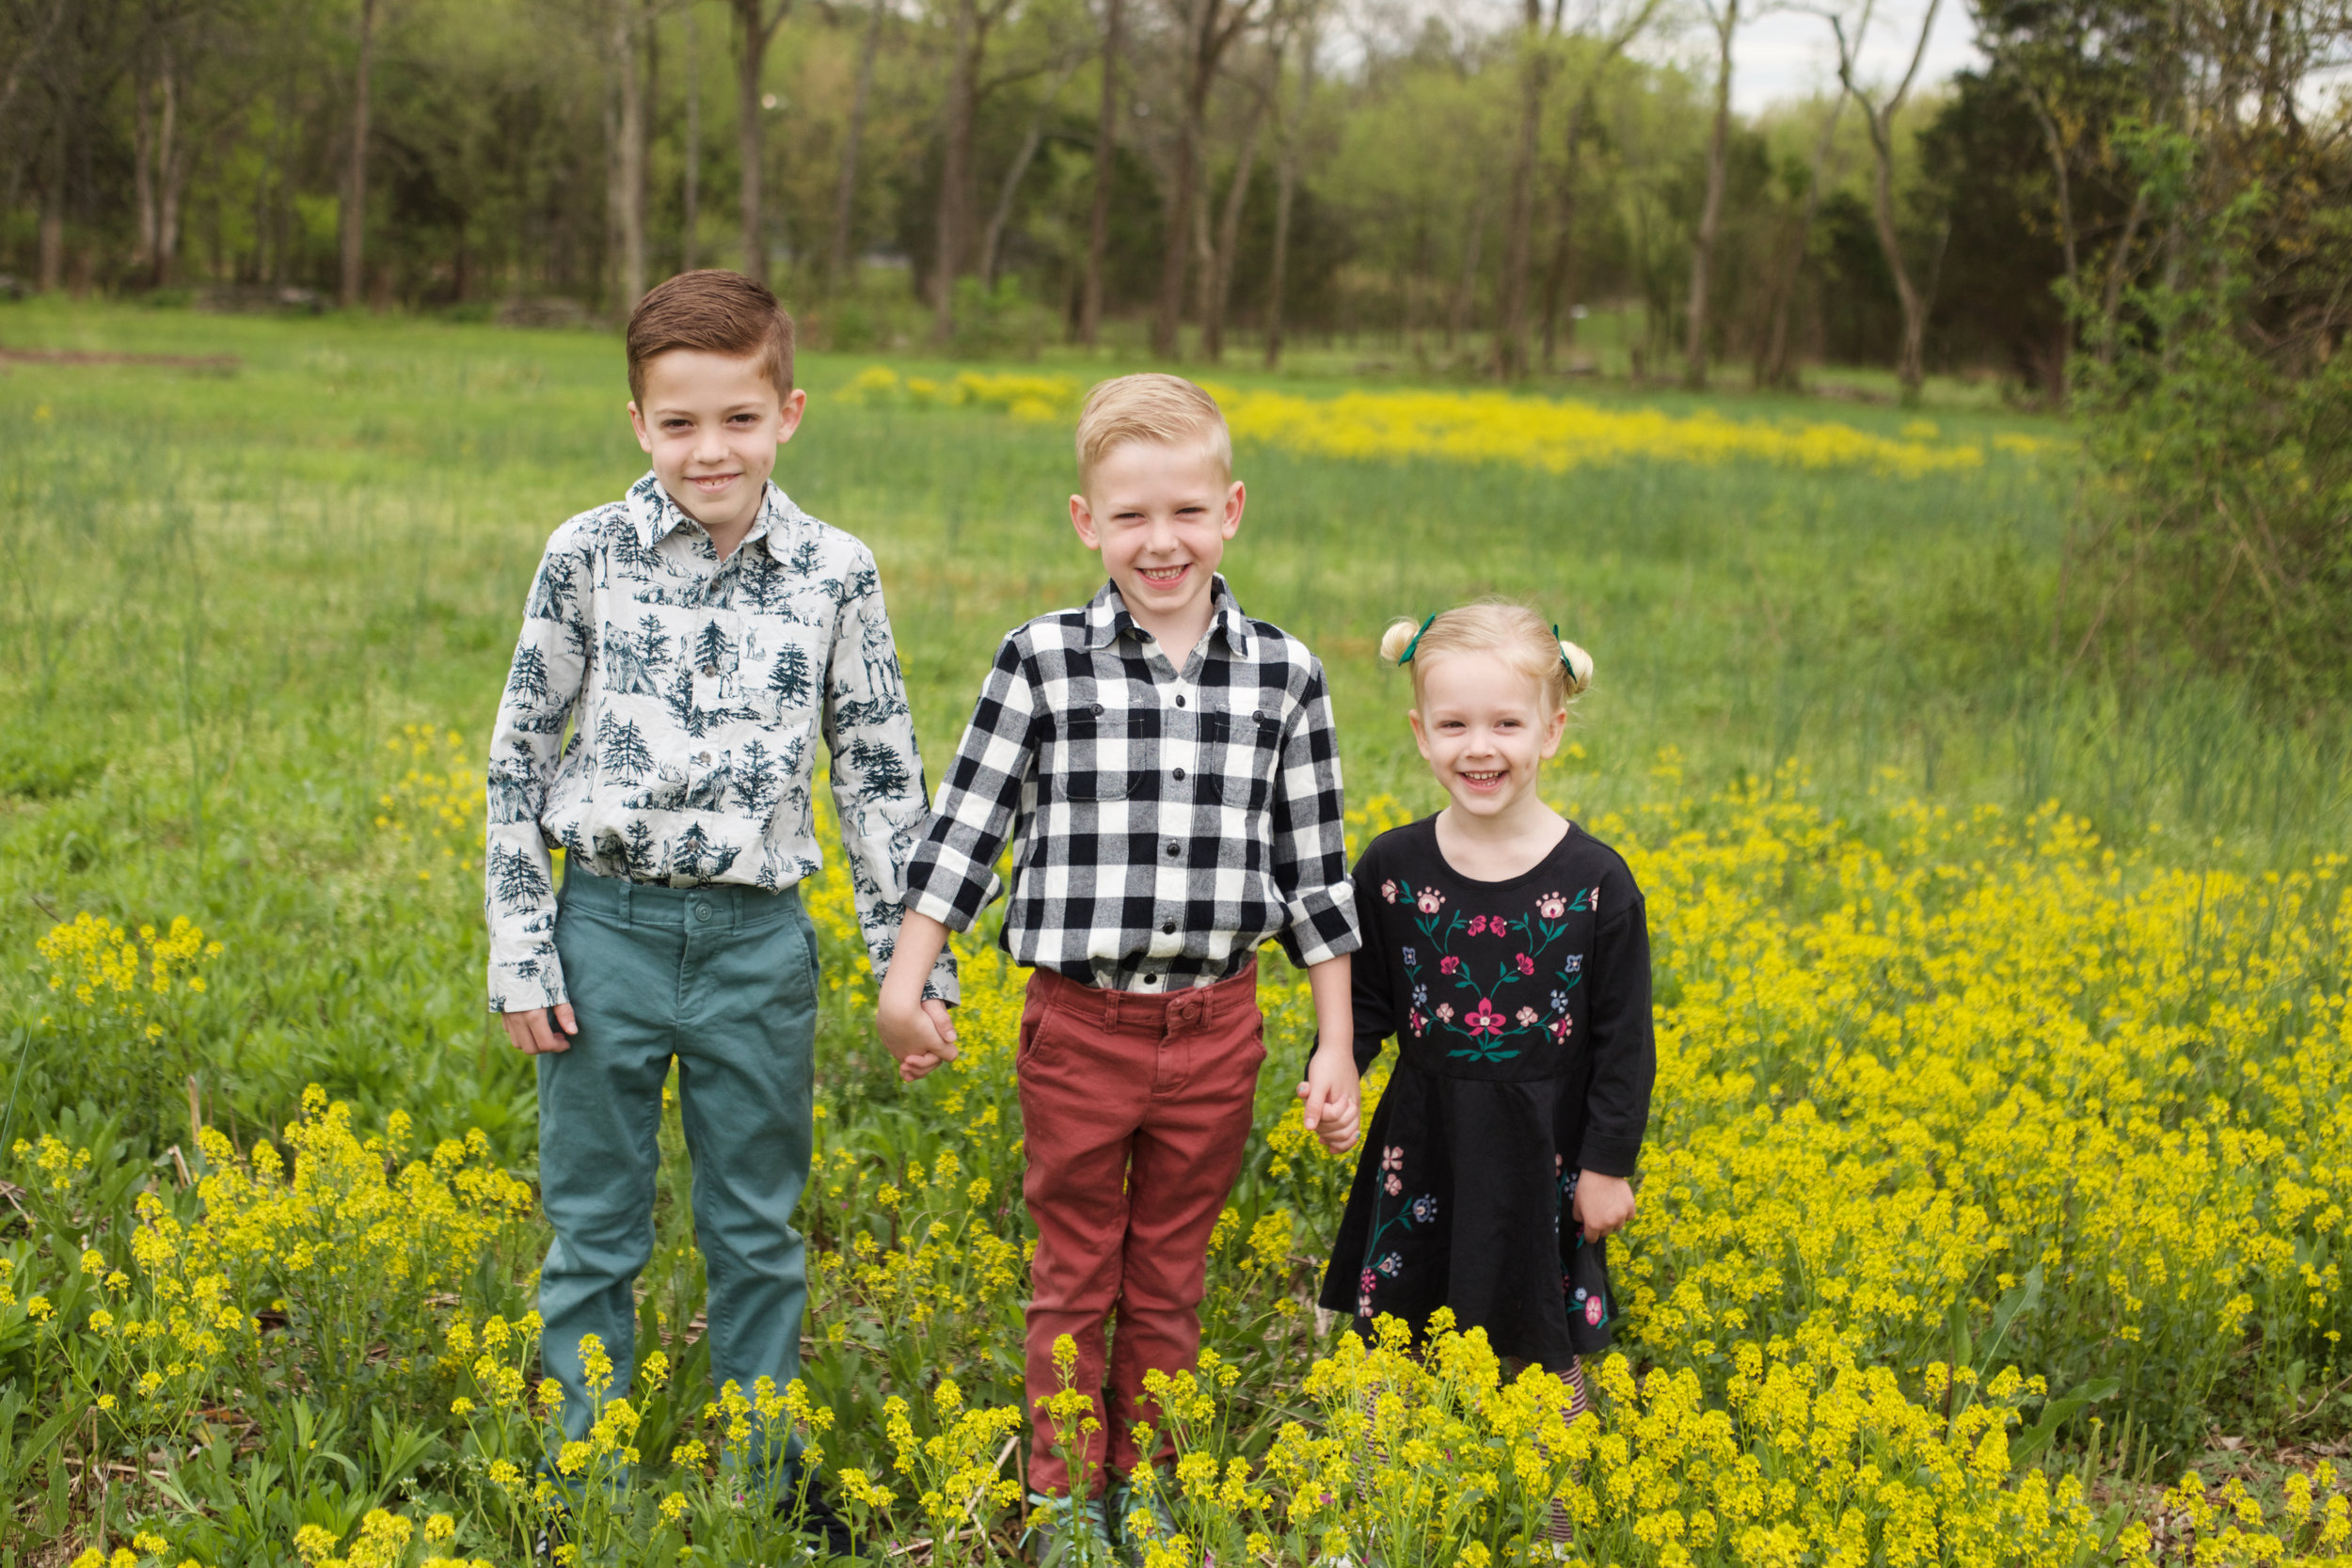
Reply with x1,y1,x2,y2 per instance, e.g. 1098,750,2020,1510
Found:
1378,602,1594,709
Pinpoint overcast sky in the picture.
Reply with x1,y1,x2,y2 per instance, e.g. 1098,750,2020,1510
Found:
1391,0,1988,115
1724,0,1984,112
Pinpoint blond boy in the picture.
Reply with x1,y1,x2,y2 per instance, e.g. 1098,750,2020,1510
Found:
878,374,1360,1557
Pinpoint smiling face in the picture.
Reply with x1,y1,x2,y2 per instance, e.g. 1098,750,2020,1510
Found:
1069,437,1244,653
628,348,807,544
1409,649,1569,821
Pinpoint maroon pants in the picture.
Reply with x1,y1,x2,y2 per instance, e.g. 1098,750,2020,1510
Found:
1017,962,1265,1495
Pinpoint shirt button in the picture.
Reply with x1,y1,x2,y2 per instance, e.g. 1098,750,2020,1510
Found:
702,663,719,677
1166,843,1180,857
1143,974,1158,986
1172,768,1186,782
1161,921,1176,935
1175,695,1187,708
1090,703,1105,717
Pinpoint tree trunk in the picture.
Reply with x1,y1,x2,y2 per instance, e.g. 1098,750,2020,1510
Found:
1834,0,1943,404
1681,0,1738,389
1201,52,1272,363
2096,184,2148,363
339,0,376,309
1447,192,1486,352
1190,166,1216,326
828,0,884,291
1151,5,1207,356
38,119,63,293
1538,92,1590,372
154,40,183,287
0,0,67,129
134,68,157,274
612,0,648,312
1494,0,1549,381
1263,20,1316,369
1078,0,1123,347
682,4,702,271
981,57,1079,291
734,0,791,286
931,0,982,343
1153,0,1253,358
1864,117,1926,398
1537,0,1665,369
1755,84,1846,389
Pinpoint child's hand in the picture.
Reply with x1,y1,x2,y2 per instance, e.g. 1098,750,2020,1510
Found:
1296,1042,1360,1154
1572,1171,1636,1242
879,995,960,1084
501,1004,577,1055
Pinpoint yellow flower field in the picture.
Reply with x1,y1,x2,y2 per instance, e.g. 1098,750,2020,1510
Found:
10,744,2348,1564
834,364,2062,476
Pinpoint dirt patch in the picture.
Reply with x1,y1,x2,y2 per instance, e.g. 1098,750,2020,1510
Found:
0,346,241,371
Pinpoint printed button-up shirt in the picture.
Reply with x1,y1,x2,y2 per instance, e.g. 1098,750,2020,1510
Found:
903,577,1359,991
485,472,955,1013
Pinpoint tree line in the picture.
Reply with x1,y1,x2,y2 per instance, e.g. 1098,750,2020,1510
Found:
0,0,2345,402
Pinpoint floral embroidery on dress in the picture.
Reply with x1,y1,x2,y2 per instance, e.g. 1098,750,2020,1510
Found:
1357,1145,1435,1318
1392,880,1599,1062
1558,1162,1613,1331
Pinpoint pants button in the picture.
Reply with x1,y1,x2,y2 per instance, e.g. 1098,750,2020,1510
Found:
693,903,712,923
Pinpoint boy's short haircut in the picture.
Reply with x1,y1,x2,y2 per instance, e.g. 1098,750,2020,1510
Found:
1075,372,1232,483
627,269,796,404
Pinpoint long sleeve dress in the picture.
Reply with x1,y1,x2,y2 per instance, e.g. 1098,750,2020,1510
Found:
1317,815,1655,1367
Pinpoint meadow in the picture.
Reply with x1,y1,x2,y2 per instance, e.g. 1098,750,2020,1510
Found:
0,300,2347,1566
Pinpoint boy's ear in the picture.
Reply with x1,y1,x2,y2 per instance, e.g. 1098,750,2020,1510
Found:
775,388,809,444
1069,494,1103,552
1221,479,1246,539
628,400,654,455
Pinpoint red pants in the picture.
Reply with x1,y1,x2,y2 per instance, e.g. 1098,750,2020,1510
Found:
1017,962,1265,1495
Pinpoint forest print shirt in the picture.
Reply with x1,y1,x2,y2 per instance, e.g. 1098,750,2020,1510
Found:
483,472,954,1013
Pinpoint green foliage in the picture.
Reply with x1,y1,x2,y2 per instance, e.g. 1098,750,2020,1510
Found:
2067,184,2352,706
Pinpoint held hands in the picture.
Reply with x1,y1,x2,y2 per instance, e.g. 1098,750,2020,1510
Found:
1572,1170,1636,1243
1295,1041,1361,1154
877,994,960,1084
501,1004,578,1055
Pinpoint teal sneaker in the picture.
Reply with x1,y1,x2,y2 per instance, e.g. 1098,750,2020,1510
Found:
1024,1490,1119,1566
1104,1471,1179,1564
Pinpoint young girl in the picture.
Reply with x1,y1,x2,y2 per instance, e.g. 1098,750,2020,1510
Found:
1319,603,1653,1411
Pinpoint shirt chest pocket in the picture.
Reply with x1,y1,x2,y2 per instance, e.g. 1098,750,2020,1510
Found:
1047,704,1152,801
1201,704,1284,811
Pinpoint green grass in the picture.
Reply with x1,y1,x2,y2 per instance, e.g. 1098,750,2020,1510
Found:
5,299,2352,1564
2,296,2344,1152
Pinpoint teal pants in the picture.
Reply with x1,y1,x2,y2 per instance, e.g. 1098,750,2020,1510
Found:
540,866,819,1445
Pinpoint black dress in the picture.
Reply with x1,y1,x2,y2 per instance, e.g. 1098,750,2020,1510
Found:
1317,816,1654,1368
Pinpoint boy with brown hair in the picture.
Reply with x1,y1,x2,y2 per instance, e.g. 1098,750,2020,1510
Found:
878,372,1363,1562
485,269,955,1553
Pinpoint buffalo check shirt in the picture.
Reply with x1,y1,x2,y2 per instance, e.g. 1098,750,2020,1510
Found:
484,472,956,1013
902,577,1360,991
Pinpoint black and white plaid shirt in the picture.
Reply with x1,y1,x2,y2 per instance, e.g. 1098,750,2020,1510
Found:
904,577,1359,991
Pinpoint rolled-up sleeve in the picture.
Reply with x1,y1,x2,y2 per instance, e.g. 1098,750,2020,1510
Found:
822,547,958,1003
1268,661,1359,967
904,634,1037,932
485,531,591,1013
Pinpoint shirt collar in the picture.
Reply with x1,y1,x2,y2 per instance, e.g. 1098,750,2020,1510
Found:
1086,575,1254,659
628,471,802,562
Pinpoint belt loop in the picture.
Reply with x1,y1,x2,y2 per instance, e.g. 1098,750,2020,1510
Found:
1104,988,1120,1031
619,880,633,928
